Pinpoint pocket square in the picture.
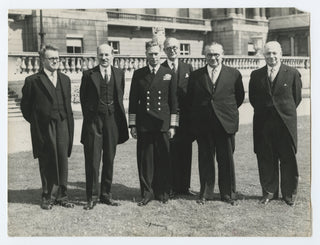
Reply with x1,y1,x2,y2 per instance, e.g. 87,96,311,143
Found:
163,74,172,80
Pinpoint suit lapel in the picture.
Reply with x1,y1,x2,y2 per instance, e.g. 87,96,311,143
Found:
272,64,287,93
38,70,55,101
260,66,272,95
57,72,68,101
213,65,226,96
111,66,121,96
199,66,213,95
90,66,102,95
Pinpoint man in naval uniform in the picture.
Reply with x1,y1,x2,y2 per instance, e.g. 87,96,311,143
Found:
128,40,178,206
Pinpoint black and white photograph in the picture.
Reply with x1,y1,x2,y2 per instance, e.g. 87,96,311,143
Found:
1,0,319,244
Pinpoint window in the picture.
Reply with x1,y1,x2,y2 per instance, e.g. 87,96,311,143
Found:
180,43,190,55
108,41,120,54
66,38,83,53
248,43,256,56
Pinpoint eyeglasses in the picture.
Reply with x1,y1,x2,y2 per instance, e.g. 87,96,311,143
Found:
206,53,221,58
45,57,60,62
165,46,178,51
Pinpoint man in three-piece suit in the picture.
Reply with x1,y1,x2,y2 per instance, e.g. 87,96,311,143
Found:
249,41,302,206
128,40,178,206
21,44,74,210
80,44,129,210
186,42,244,205
162,37,195,197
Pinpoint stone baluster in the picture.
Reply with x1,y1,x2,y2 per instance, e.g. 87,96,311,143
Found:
129,58,134,71
119,58,125,70
82,58,88,71
133,58,139,70
113,58,119,68
20,57,26,74
58,58,65,72
34,57,40,73
124,58,129,71
70,58,76,73
65,57,70,73
15,57,21,74
138,58,144,69
26,57,33,74
87,58,94,69
76,58,82,73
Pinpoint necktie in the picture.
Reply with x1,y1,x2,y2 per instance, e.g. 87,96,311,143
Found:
150,68,156,80
50,72,57,87
172,63,176,73
269,68,276,83
211,69,218,87
104,69,109,84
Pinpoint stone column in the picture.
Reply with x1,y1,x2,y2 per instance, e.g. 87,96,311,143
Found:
227,8,237,17
253,8,260,19
261,8,266,20
236,8,243,17
290,35,295,56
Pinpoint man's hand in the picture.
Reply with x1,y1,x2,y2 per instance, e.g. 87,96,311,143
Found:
168,127,175,139
130,127,137,139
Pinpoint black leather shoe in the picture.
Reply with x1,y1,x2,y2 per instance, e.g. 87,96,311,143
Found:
283,197,295,206
83,201,96,210
259,193,274,205
40,198,53,210
100,198,120,206
54,200,74,208
221,196,237,206
161,193,169,204
196,197,206,205
137,198,151,206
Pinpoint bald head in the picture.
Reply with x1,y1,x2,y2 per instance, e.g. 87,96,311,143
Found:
164,37,180,61
97,43,114,68
263,41,282,67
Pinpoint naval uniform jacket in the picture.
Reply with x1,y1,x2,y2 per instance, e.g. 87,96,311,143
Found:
80,65,129,145
249,64,302,153
20,69,74,159
128,65,178,131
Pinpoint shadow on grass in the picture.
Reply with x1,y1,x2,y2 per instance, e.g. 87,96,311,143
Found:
8,182,141,207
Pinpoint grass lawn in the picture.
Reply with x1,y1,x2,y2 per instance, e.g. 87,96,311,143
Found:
7,116,311,237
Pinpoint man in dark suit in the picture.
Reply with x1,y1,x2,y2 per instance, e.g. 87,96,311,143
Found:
186,42,244,205
21,44,74,210
249,41,302,206
128,40,178,206
162,37,195,197
80,44,129,210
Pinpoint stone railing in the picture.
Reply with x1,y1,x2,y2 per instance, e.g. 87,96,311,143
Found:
8,52,310,80
107,11,206,26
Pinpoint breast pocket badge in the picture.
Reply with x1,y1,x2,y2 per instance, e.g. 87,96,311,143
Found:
163,74,172,80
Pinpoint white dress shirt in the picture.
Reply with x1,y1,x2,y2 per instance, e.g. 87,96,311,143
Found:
44,68,57,87
207,64,222,85
100,65,112,82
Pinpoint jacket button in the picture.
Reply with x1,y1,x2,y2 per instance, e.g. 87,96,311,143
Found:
158,108,161,111
147,91,150,94
158,102,161,105
158,97,161,99
158,91,161,94
147,108,150,111
147,97,150,100
147,102,150,105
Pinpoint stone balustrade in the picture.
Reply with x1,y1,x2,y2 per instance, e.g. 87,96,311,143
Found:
8,52,310,80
